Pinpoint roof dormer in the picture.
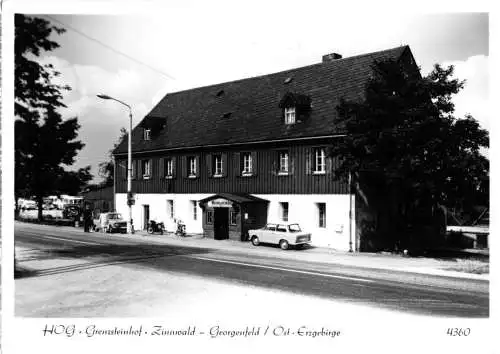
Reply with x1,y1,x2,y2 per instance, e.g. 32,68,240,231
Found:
278,92,312,125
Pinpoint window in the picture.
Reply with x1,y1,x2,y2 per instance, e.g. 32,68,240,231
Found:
313,148,326,174
142,159,152,179
207,211,214,224
242,152,252,175
280,202,289,222
276,224,287,232
213,155,223,176
144,129,151,140
188,156,197,177
284,107,296,124
279,151,289,174
317,203,326,228
167,200,174,219
165,158,173,177
191,200,198,220
265,223,277,231
230,211,237,225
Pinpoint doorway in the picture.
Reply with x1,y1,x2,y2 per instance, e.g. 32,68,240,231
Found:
143,205,150,230
214,208,229,240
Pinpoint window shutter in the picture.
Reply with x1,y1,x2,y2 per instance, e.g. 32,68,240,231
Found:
251,151,257,176
222,153,228,177
305,148,312,175
195,156,200,177
159,158,164,178
181,156,187,178
172,157,177,178
206,154,213,178
137,160,143,179
122,161,127,180
326,155,333,176
290,155,295,175
149,159,154,176
234,152,241,177
132,160,138,179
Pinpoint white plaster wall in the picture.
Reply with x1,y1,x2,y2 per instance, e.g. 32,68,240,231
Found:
254,194,355,251
116,193,356,250
116,193,211,234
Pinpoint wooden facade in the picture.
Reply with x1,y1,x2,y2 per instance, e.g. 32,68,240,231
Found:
115,140,349,196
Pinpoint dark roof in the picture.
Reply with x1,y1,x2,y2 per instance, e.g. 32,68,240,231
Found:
114,45,412,155
199,193,269,204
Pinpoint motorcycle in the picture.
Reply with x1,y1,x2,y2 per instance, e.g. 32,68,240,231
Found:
147,220,165,235
175,219,187,237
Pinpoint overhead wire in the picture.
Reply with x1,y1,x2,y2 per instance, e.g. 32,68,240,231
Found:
43,15,176,81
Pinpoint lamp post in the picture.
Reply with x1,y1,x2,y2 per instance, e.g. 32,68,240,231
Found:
97,94,134,234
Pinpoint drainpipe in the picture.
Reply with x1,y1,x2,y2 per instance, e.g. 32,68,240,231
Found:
348,172,353,252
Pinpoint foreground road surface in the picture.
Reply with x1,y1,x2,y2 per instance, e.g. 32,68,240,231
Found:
15,222,489,318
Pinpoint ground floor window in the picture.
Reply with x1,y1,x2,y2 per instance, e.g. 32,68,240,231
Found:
191,200,198,220
317,202,326,228
167,200,174,219
230,210,237,225
207,210,214,224
279,202,289,222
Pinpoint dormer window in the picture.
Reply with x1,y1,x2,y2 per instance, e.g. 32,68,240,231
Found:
284,107,296,124
144,129,151,141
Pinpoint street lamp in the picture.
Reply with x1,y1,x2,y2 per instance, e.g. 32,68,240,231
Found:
97,94,134,234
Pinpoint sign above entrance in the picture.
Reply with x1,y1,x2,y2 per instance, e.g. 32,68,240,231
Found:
208,198,233,208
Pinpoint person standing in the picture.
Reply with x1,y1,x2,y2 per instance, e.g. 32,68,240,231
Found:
83,204,92,233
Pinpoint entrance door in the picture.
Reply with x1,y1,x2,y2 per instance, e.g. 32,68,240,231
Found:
143,205,150,230
214,208,229,240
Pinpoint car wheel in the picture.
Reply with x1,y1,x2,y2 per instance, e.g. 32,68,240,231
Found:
279,240,289,250
251,236,260,246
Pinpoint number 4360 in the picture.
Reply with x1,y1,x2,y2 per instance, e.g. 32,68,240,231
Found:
447,328,471,336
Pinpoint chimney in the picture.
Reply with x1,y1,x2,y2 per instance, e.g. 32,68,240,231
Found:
322,53,343,63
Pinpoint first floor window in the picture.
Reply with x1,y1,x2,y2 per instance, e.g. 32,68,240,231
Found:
214,154,223,176
242,152,252,175
142,159,152,178
317,203,326,228
313,148,326,174
280,202,289,222
188,156,197,177
279,151,289,173
191,200,198,220
207,210,214,224
165,158,173,177
144,129,151,141
167,200,174,219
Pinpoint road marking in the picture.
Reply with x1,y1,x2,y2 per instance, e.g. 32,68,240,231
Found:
22,233,104,246
185,255,375,283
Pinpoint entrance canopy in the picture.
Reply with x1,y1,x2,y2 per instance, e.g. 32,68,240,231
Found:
198,193,268,209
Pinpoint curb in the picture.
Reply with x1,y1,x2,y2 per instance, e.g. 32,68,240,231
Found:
16,222,489,281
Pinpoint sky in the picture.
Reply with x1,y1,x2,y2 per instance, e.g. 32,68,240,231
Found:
20,7,490,181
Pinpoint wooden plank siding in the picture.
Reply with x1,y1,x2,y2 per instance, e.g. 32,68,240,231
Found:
115,141,348,195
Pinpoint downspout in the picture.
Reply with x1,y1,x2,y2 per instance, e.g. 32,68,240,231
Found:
348,171,353,252
113,155,116,212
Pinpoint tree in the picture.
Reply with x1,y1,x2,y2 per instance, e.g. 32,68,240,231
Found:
332,59,489,250
15,14,92,220
98,127,127,187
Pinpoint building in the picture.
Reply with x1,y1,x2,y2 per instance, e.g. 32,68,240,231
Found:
80,185,115,216
113,45,419,251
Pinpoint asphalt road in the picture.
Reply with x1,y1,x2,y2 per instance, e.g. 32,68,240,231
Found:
15,223,489,318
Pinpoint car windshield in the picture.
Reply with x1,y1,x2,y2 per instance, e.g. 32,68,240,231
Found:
288,224,301,232
108,213,122,220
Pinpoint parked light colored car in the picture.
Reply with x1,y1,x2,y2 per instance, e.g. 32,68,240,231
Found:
94,212,127,233
249,223,312,250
